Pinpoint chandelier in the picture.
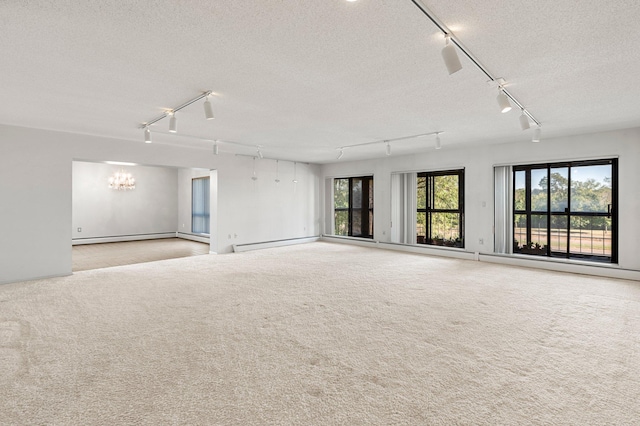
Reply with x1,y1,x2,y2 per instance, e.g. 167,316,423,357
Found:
108,169,136,190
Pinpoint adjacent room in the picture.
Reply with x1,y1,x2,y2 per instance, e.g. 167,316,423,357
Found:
71,161,212,270
1,0,639,424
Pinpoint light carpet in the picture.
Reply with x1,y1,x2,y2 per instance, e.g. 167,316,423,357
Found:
1,242,639,425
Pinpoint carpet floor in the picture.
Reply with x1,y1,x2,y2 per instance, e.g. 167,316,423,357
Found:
1,242,639,425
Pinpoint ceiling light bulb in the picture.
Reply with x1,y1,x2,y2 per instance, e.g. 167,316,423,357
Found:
519,111,531,130
144,127,152,144
497,90,512,113
169,112,177,133
532,127,541,143
337,149,344,160
441,34,462,75
204,98,214,120
386,142,391,156
435,134,442,150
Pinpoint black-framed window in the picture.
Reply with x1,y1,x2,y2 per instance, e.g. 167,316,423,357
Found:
416,169,464,247
513,158,617,263
334,176,373,238
192,177,210,234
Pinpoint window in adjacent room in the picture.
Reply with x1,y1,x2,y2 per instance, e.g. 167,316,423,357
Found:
334,176,373,238
416,169,464,247
513,158,617,263
192,176,210,234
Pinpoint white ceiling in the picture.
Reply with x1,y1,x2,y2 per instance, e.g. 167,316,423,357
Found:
2,0,640,163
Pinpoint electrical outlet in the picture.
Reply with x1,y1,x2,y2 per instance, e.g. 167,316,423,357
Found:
479,238,484,245
77,227,82,232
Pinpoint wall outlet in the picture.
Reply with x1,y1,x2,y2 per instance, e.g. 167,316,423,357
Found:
77,227,82,232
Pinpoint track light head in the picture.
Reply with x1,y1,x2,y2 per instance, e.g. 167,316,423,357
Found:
532,127,541,143
168,112,177,133
337,148,344,160
519,111,531,130
144,127,152,144
435,133,442,150
257,147,264,159
204,97,214,120
386,142,391,156
497,89,512,113
441,34,462,75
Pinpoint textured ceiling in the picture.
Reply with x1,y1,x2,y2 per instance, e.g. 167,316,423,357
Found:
2,0,640,163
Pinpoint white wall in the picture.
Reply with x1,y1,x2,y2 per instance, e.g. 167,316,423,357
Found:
177,168,210,235
72,161,178,239
0,124,320,284
320,127,640,272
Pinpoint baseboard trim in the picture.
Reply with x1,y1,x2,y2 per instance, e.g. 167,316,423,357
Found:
479,253,640,281
72,232,177,245
1,272,71,286
176,232,210,244
320,235,639,281
320,235,475,261
233,236,320,253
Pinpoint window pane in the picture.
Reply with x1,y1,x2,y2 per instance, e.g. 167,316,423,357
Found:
531,169,547,211
417,176,426,209
433,175,458,210
430,212,460,240
352,179,362,209
352,210,362,236
334,179,349,209
334,211,348,236
570,165,612,213
550,215,568,253
550,168,569,212
514,214,526,249
514,171,526,211
417,212,426,242
570,216,612,256
368,178,374,209
192,177,210,234
530,214,548,255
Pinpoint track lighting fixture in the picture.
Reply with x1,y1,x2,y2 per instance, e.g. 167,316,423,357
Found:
168,112,177,133
532,127,541,143
213,141,219,155
333,131,443,159
204,97,214,120
257,147,264,159
140,91,213,138
441,34,462,75
519,111,530,130
292,162,298,184
497,88,512,113
275,160,280,184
